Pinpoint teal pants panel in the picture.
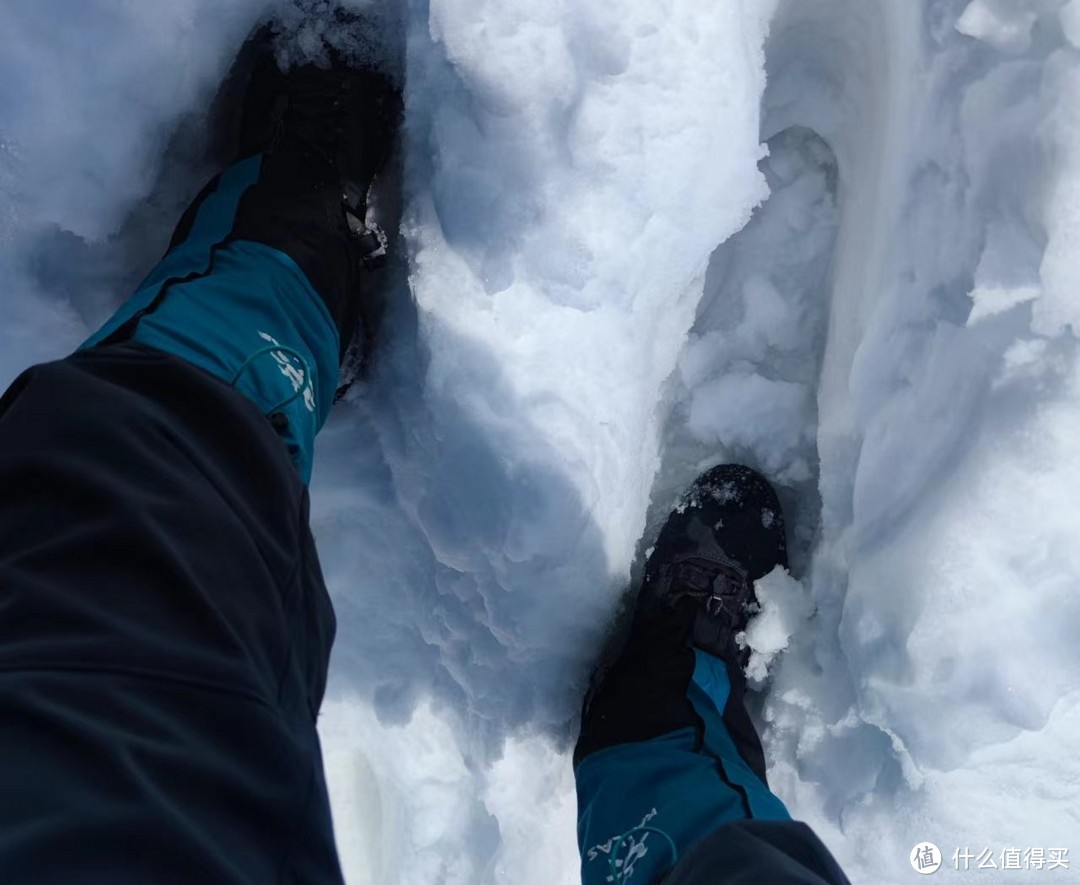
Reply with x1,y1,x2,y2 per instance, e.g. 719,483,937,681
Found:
82,157,265,345
80,157,340,483
576,651,790,885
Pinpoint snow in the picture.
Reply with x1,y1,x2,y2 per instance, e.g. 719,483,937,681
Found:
739,567,816,686
956,0,1040,54
3,0,1080,883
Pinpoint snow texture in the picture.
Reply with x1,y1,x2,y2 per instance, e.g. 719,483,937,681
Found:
3,0,1080,882
739,567,815,686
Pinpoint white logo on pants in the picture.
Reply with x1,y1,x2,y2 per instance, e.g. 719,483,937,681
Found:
586,808,659,882
258,331,315,413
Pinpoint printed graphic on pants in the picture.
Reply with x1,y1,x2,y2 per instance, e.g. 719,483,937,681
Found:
586,809,660,883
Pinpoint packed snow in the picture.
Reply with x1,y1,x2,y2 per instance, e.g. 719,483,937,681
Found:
739,567,815,686
3,0,1080,882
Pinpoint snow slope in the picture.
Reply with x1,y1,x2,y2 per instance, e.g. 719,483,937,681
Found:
2,0,1080,882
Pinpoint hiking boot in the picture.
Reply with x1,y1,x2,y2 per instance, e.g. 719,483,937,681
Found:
638,464,789,666
232,11,403,360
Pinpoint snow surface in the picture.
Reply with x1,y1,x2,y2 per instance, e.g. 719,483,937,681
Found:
3,0,1080,882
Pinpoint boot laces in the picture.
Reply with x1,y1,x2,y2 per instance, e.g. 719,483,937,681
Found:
664,556,752,623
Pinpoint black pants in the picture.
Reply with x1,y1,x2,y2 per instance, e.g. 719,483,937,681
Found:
0,344,344,884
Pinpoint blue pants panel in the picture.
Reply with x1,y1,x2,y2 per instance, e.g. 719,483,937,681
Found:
81,157,340,483
82,157,265,345
576,651,790,885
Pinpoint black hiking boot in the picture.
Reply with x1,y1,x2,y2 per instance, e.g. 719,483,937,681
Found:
575,465,787,768
231,10,403,362
637,464,788,666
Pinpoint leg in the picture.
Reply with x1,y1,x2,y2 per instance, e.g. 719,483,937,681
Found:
0,344,342,884
0,15,400,883
574,467,850,885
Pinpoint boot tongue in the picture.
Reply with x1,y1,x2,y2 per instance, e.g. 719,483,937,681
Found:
671,558,722,595
664,554,753,663
693,565,754,663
